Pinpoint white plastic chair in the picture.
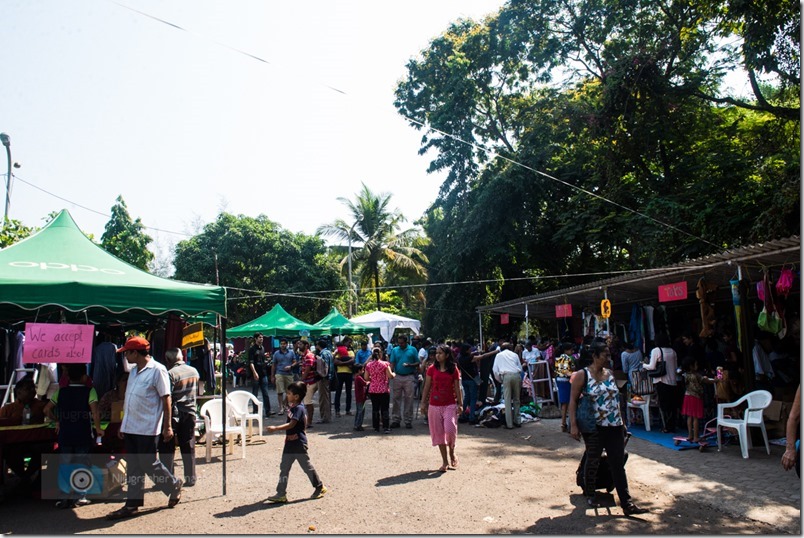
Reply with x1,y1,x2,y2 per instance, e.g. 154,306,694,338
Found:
200,398,247,463
716,390,772,459
627,393,653,431
227,390,263,438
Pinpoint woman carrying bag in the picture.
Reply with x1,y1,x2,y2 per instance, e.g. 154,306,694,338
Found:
569,340,647,516
644,333,679,433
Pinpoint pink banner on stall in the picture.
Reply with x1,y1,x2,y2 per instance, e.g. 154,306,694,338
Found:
500,313,509,325
658,281,688,303
555,304,573,318
23,323,94,363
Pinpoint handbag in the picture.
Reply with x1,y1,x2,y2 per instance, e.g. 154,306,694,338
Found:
647,348,667,378
473,374,482,386
575,368,597,433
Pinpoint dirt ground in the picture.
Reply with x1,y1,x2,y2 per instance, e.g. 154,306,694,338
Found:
1,396,799,535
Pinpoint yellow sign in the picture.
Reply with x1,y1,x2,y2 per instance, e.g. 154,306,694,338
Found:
600,299,612,319
181,322,205,349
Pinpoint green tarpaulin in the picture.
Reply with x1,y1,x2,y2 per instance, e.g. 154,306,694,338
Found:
227,303,322,338
0,210,226,324
313,307,380,336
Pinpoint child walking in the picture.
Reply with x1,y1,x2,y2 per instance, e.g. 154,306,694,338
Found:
353,364,368,431
266,382,326,503
680,356,719,443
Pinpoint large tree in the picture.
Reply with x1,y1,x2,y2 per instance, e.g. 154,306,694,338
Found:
317,183,428,313
100,196,154,271
394,0,799,336
173,212,343,327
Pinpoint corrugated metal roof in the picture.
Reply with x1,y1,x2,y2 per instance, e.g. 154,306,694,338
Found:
477,236,801,319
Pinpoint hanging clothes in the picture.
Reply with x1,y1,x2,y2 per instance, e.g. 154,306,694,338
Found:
91,340,118,399
628,305,643,351
643,306,655,342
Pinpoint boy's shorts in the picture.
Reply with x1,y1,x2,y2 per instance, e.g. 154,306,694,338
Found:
303,382,319,405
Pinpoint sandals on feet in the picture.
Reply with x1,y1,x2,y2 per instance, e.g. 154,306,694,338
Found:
438,464,449,472
449,459,459,470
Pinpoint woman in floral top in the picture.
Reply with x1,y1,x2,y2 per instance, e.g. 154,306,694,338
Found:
553,341,576,432
569,340,647,516
364,346,395,433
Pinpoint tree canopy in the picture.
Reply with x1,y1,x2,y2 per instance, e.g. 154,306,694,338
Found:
173,212,344,328
394,0,800,336
100,196,154,271
317,183,428,313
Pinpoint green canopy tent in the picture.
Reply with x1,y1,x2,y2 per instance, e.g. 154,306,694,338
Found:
313,307,380,336
0,210,226,324
227,303,323,338
0,210,234,495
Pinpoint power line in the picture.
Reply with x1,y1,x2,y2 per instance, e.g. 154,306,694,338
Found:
109,1,720,251
13,173,193,237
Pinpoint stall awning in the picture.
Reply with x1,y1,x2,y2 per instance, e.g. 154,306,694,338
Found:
0,210,226,324
477,236,800,320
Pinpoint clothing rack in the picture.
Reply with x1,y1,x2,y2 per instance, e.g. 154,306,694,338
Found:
527,360,556,407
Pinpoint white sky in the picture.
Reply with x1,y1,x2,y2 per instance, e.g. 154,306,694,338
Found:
2,0,506,252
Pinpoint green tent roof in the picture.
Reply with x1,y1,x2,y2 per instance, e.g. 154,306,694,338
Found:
313,307,380,336
227,303,322,338
0,210,226,324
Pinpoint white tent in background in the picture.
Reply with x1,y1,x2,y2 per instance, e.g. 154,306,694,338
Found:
349,311,421,342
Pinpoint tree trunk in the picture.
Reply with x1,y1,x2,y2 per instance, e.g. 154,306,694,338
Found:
374,266,381,311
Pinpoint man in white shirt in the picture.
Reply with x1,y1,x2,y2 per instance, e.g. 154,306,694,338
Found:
492,343,524,429
107,336,183,520
522,341,541,365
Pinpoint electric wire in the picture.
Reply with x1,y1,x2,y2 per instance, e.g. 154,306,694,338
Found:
109,0,721,250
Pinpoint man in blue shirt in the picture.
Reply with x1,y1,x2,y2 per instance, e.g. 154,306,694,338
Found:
272,338,298,415
354,340,372,367
388,335,420,429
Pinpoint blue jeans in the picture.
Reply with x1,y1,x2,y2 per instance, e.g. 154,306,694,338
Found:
354,401,366,429
252,375,272,416
462,379,479,421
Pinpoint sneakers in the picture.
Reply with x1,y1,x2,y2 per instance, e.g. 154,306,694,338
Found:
267,494,288,503
383,429,391,434
354,426,364,431
106,506,139,520
390,422,401,428
311,485,327,499
345,411,353,416
622,502,648,516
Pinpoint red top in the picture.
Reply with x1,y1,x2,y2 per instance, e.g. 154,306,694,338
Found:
427,364,460,407
354,374,368,403
301,351,317,385
365,360,391,394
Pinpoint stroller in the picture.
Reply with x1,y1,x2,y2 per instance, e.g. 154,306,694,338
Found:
575,431,632,493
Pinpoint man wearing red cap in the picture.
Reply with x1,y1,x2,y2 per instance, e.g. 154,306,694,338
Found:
107,336,183,520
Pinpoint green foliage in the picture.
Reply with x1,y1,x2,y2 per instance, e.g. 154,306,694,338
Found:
394,0,800,337
173,212,344,327
100,196,154,271
317,184,428,313
0,218,34,248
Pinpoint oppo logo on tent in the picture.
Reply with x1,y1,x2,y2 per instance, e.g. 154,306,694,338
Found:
9,262,125,275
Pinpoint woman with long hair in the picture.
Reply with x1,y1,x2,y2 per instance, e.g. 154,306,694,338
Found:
644,332,679,433
569,340,647,516
420,345,463,472
363,346,394,433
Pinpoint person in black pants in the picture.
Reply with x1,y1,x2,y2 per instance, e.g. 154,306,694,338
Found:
157,348,200,487
645,333,680,433
569,340,647,516
248,333,272,417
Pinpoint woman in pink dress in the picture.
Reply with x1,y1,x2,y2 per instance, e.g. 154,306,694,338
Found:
420,345,463,472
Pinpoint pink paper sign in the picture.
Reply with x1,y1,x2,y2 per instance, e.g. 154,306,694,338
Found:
24,323,94,363
555,304,573,318
500,313,510,325
658,281,688,303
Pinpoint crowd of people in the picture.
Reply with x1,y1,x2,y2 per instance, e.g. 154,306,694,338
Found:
1,326,799,519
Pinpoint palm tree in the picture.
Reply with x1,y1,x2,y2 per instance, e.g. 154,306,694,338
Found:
317,183,428,312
